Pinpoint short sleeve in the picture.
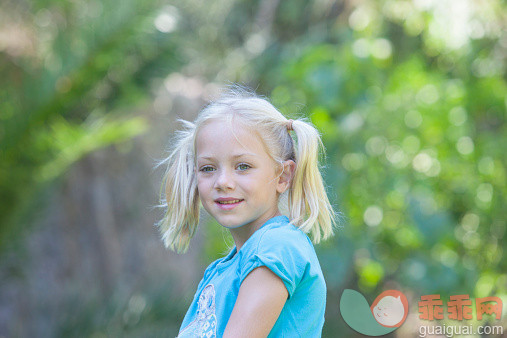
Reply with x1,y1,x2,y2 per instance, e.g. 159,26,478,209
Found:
239,228,309,298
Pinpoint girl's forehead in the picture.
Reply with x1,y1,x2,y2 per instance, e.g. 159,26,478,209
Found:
196,119,257,143
199,117,247,132
195,120,269,159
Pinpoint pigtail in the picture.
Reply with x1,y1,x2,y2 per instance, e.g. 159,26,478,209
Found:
288,119,337,243
157,119,200,253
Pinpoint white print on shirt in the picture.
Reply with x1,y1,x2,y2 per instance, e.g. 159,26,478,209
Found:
178,284,217,338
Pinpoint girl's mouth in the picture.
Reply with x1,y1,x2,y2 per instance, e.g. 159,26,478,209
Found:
215,199,244,210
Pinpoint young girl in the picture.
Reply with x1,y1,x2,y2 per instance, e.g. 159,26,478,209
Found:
158,86,337,337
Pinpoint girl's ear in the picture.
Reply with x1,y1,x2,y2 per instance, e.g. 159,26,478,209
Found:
276,160,296,194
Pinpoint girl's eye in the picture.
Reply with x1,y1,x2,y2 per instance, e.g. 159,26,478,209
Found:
200,166,214,172
237,163,250,171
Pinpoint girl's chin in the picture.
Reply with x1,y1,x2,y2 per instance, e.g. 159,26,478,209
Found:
218,220,245,229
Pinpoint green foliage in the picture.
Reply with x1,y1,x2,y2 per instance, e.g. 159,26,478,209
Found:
268,13,506,303
0,0,175,247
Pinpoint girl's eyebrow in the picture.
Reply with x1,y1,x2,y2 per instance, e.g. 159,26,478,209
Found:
197,153,257,161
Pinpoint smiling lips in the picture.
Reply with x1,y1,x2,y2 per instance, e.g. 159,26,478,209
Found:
215,198,244,210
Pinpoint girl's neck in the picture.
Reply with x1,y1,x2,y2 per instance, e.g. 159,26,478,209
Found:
230,209,282,251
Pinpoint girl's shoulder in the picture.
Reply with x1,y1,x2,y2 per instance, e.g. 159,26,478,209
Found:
238,215,317,269
238,216,322,298
249,216,314,254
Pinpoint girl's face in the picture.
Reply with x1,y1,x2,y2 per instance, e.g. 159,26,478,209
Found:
195,119,287,232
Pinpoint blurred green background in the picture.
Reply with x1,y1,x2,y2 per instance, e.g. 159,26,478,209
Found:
0,0,505,337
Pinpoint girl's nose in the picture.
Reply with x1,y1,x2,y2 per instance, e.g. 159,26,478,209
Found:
214,169,235,190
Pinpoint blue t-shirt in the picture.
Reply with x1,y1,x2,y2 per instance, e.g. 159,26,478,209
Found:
177,215,326,338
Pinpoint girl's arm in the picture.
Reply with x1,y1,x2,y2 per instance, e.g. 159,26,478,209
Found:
223,266,288,337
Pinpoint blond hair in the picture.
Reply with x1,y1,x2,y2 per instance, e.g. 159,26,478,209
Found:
157,86,338,253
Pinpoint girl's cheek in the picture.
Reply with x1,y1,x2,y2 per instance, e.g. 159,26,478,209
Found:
197,177,211,189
